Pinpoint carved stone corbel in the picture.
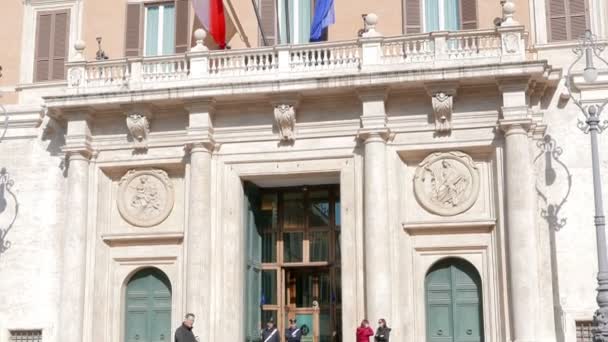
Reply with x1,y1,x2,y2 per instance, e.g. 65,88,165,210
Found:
274,104,296,141
125,106,153,150
425,83,458,135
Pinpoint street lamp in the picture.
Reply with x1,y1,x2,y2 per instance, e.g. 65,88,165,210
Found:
565,30,608,341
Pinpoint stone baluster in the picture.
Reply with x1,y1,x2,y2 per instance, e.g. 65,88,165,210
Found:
357,87,392,323
66,41,86,89
360,13,384,68
189,29,210,79
498,78,540,342
58,111,93,342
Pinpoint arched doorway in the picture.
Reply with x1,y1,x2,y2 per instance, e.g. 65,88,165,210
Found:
125,268,172,342
425,258,484,342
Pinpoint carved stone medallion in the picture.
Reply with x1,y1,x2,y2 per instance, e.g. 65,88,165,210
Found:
413,151,480,216
117,169,174,227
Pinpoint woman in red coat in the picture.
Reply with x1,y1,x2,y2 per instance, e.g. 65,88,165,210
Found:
356,319,374,342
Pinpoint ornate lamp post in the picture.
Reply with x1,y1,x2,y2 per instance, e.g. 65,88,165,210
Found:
565,30,608,341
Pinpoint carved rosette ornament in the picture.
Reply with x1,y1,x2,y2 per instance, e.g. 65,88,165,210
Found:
126,109,152,149
117,169,174,227
431,92,453,134
413,151,480,216
274,104,296,141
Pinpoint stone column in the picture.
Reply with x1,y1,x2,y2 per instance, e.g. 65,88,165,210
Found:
58,150,90,342
358,88,392,322
499,78,540,342
185,142,212,324
361,132,392,322
502,122,539,342
185,100,214,334
58,110,92,342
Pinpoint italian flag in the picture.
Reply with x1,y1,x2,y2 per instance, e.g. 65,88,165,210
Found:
193,0,226,48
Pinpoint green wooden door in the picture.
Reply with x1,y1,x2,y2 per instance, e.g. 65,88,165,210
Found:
425,259,483,342
125,268,172,342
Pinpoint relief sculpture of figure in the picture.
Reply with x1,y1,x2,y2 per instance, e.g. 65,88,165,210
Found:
427,160,468,208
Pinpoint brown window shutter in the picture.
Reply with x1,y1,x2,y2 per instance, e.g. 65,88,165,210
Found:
259,0,277,46
568,0,588,40
175,0,190,53
460,0,478,30
548,0,568,41
125,3,143,57
51,11,70,80
35,12,53,82
404,0,421,34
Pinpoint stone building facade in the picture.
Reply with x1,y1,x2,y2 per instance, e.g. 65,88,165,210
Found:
0,0,607,342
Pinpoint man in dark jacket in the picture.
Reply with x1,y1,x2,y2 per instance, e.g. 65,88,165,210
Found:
261,318,279,342
285,319,302,342
175,313,197,342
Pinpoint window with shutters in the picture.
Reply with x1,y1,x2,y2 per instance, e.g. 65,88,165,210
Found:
125,0,189,57
34,10,70,82
9,330,42,342
403,0,477,33
144,3,176,56
547,0,589,42
257,0,320,46
576,320,593,342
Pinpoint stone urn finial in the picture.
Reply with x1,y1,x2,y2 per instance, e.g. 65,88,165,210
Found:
501,0,519,26
362,13,381,37
192,29,209,52
74,40,86,61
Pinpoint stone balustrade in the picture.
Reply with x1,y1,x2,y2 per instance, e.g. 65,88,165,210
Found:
65,26,526,94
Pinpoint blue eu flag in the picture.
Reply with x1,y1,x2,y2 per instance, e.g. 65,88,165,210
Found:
310,0,335,42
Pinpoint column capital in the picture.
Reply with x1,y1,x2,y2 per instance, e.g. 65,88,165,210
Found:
498,118,534,136
184,141,215,154
357,128,393,143
64,149,93,162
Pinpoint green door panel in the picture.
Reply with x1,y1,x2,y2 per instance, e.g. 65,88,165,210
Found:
296,314,314,342
125,269,172,342
425,259,484,342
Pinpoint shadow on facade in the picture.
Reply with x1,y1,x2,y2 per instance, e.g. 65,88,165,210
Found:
0,167,18,260
534,134,572,342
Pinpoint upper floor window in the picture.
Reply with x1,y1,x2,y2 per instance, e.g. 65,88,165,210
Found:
144,3,176,56
125,0,190,57
34,9,70,82
404,0,477,33
547,0,589,42
257,0,327,46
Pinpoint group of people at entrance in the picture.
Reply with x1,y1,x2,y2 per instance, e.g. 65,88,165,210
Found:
261,317,391,342
173,313,391,342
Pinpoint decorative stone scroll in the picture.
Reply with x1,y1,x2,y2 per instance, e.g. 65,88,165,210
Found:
413,151,480,216
117,169,174,227
431,92,453,134
274,104,296,141
125,108,152,149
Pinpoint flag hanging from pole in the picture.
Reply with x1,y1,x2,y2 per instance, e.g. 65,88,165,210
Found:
193,0,226,48
310,0,335,42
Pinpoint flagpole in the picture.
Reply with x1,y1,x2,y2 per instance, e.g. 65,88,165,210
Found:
284,0,291,43
250,0,268,46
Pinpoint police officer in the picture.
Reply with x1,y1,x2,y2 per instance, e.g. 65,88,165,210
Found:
261,318,279,342
285,319,302,342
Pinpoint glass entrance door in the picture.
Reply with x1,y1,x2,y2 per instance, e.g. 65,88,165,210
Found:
245,185,342,342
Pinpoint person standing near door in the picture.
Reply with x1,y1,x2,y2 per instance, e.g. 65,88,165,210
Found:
262,318,280,342
175,313,197,342
374,319,391,342
285,319,302,342
356,319,374,342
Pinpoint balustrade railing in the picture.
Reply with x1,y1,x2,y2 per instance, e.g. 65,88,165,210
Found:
66,26,525,92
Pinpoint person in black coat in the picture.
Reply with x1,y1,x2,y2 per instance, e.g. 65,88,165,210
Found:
261,318,280,342
374,318,391,342
175,313,197,342
285,319,303,342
